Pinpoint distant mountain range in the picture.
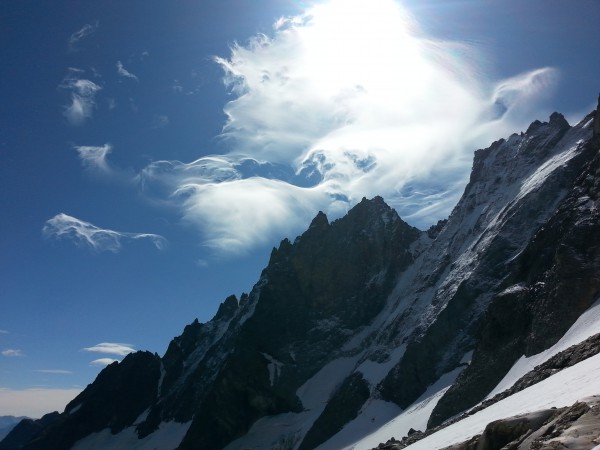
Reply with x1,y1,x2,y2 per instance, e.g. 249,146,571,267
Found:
2,96,599,450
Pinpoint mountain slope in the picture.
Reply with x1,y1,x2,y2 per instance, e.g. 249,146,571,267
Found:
2,97,599,450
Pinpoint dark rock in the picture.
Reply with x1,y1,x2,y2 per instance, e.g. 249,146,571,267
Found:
0,413,60,450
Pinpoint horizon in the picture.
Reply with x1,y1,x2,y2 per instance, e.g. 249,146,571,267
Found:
1,0,599,418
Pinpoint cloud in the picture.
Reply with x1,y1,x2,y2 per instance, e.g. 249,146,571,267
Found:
75,143,113,174
68,22,98,51
89,358,119,367
103,0,558,255
2,349,23,357
0,330,8,334
0,388,82,418
82,342,135,356
171,80,183,93
60,70,102,125
116,61,139,82
43,213,167,253
34,370,73,374
152,115,170,129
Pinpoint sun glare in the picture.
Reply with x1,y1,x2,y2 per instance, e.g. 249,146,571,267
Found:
292,0,426,98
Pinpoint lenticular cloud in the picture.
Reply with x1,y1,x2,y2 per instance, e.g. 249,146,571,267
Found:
144,0,558,253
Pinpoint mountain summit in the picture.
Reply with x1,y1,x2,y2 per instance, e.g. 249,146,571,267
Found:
3,99,600,450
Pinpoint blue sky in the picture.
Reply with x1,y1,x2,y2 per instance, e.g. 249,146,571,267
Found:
1,0,598,417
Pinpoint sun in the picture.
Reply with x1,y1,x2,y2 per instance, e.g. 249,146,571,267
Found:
289,0,427,98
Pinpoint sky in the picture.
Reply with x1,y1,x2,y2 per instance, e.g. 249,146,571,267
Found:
0,0,598,418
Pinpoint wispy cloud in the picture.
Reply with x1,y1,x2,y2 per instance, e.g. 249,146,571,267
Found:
68,22,98,52
0,388,82,417
171,80,183,93
59,70,102,125
43,213,167,253
116,61,139,82
82,342,135,356
2,349,23,357
152,115,170,129
89,358,119,367
0,330,8,334
75,143,113,174
34,370,73,374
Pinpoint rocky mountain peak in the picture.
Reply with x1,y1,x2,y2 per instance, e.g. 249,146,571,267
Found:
308,210,329,230
213,294,238,321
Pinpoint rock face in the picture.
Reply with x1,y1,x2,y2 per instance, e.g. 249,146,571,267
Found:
3,100,600,450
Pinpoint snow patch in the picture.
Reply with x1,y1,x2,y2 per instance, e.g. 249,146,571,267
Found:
261,352,283,386
71,421,191,450
488,297,600,398
516,142,581,202
68,403,82,414
334,366,463,449
498,283,527,296
297,356,359,410
356,345,406,386
404,353,600,449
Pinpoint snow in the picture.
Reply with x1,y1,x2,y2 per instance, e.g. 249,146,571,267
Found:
68,403,82,414
488,297,600,398
341,354,600,450
498,283,527,296
404,354,600,450
261,353,284,386
339,299,600,450
71,421,191,450
297,356,358,410
341,367,463,450
224,356,360,450
515,142,581,203
356,344,406,386
316,400,402,450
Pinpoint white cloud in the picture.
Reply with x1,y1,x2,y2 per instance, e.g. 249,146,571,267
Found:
0,330,8,334
68,22,98,51
89,358,119,367
0,388,82,418
34,370,73,374
60,71,102,125
116,61,139,82
82,342,135,356
2,349,23,357
211,0,558,224
43,213,167,253
111,0,559,254
175,177,328,253
75,143,113,174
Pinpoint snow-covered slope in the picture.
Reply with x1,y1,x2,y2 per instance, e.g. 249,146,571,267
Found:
346,295,600,449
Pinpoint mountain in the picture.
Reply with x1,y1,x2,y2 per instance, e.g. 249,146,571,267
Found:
0,417,27,443
2,96,599,450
